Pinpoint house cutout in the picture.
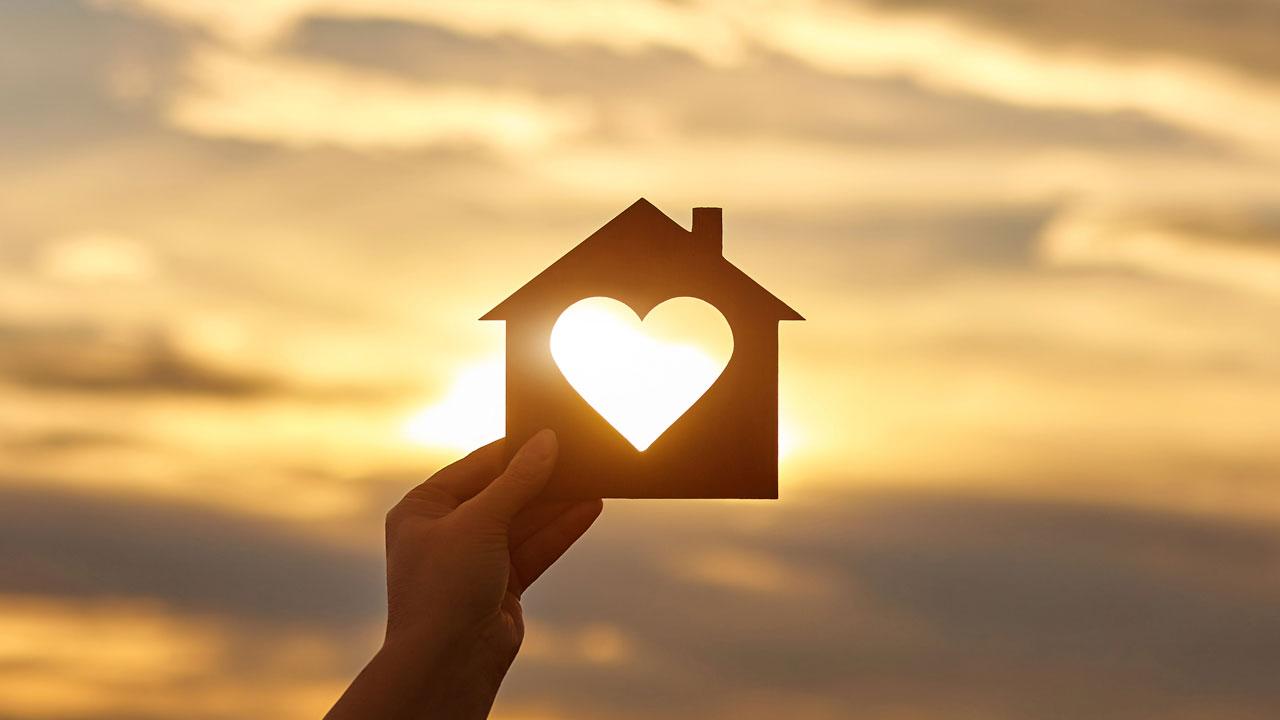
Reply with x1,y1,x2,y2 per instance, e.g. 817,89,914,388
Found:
482,199,803,499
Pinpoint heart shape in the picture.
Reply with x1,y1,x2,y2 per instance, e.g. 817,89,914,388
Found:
550,296,733,451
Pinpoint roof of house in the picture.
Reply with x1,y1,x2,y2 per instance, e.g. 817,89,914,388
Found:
481,198,803,321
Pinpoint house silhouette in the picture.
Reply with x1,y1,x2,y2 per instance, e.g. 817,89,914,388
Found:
483,198,802,498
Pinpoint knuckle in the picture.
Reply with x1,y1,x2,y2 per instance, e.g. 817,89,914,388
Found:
384,504,404,531
502,461,541,485
462,496,512,527
403,484,451,508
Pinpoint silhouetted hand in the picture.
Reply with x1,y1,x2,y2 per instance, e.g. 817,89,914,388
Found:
326,430,602,720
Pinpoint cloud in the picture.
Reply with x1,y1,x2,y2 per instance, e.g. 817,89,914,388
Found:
3,478,1280,718
283,16,1217,154
865,0,1280,79
740,1,1280,158
520,620,636,667
0,0,184,152
36,232,156,283
103,0,741,63
166,48,592,151
0,319,404,401
0,484,383,623
2,429,139,453
0,596,359,720
506,490,1280,718
107,0,1280,157
0,321,272,397
663,545,831,595
1040,205,1280,299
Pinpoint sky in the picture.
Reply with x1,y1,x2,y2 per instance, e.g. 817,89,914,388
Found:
2,0,1279,718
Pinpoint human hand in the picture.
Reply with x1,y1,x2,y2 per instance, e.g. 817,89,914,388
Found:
326,430,603,720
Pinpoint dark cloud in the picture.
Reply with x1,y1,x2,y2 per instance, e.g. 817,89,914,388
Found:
1145,204,1280,251
0,0,187,157
0,482,384,625
0,319,405,401
737,203,1057,280
2,429,139,453
4,477,1278,717
0,326,275,397
866,0,1280,80
510,491,1280,718
281,17,1220,153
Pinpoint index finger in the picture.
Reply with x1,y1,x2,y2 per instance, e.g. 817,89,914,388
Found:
414,438,507,503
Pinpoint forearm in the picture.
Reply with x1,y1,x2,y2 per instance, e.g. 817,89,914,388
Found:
325,633,508,720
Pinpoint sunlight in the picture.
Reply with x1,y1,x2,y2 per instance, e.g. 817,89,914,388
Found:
778,417,797,463
401,300,799,459
402,359,505,452
550,297,733,451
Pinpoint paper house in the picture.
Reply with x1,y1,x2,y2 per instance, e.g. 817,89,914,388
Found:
482,199,802,498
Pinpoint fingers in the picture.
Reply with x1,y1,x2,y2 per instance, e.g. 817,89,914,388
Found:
460,429,558,525
511,499,602,594
412,439,507,504
510,500,579,548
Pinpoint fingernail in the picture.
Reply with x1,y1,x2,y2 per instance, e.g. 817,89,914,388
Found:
523,428,557,461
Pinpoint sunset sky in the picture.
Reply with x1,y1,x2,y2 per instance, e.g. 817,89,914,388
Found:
2,1,1280,718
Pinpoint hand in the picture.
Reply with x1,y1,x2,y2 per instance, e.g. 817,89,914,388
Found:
326,430,603,720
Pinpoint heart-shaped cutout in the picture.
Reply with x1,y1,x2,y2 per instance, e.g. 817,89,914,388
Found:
550,296,733,451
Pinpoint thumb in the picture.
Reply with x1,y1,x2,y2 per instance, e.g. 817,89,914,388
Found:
462,429,558,525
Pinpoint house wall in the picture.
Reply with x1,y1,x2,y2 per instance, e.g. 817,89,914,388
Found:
503,298,780,499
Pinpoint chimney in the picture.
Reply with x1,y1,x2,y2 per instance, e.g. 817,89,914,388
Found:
691,207,722,255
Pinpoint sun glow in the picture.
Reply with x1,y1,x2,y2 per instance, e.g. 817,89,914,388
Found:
403,298,800,459
550,297,733,451
402,359,505,452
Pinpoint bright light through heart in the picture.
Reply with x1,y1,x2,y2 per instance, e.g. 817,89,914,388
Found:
550,297,733,451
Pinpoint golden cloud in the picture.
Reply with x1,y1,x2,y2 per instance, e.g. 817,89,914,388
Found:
168,48,593,150
0,597,351,720
1040,205,1280,299
112,0,1280,157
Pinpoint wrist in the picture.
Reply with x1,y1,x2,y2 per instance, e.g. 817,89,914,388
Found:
327,627,505,720
376,617,512,718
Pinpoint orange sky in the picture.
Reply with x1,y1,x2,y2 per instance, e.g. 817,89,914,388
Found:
2,1,1279,718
